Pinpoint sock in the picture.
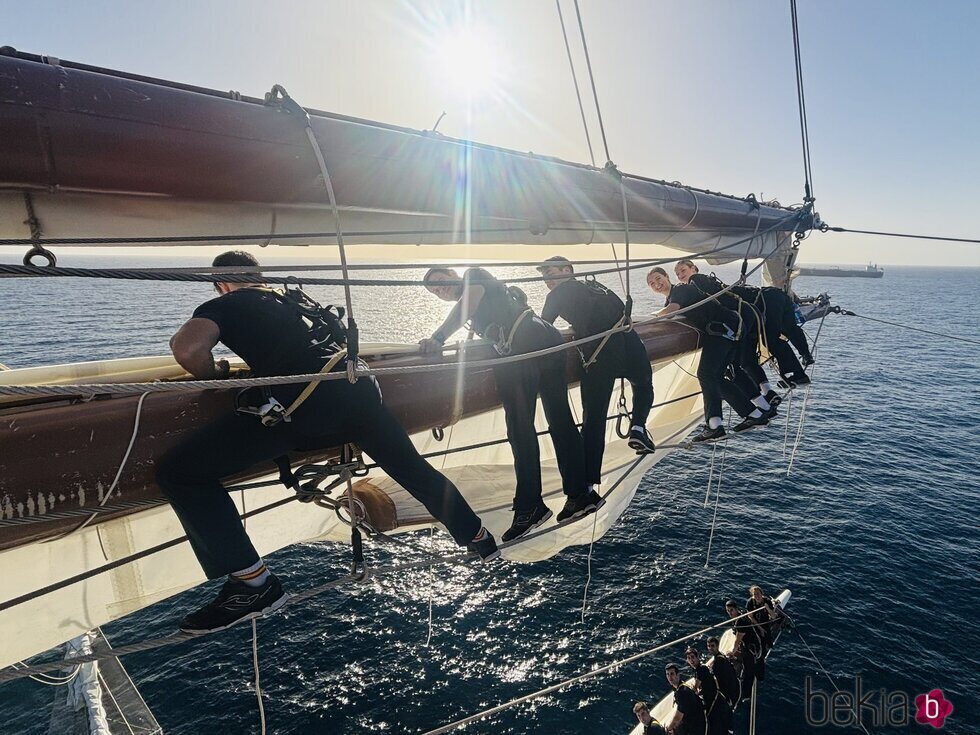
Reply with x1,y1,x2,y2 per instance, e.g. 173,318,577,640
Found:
749,409,763,419
632,425,646,434
231,560,270,587
752,395,771,411
471,527,488,543
708,417,723,430
760,382,772,394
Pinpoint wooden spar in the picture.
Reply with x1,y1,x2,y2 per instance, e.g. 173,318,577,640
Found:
0,49,795,253
0,319,698,551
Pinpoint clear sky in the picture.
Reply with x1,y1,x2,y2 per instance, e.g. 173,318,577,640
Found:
2,0,979,266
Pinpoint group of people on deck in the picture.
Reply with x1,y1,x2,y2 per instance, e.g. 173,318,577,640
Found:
156,250,811,634
633,586,784,735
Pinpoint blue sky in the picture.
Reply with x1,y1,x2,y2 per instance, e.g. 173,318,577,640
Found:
2,0,978,265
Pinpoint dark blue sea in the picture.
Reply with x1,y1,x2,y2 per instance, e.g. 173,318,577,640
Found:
1,255,978,734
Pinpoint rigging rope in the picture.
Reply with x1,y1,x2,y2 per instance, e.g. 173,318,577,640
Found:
571,0,611,164
251,619,266,735
822,225,980,245
789,0,815,202
555,0,596,168
832,308,980,346
786,306,828,476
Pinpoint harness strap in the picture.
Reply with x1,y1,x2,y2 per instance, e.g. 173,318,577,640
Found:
282,349,348,419
581,313,625,370
494,308,533,355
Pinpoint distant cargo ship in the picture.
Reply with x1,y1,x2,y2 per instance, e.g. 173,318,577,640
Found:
796,263,884,278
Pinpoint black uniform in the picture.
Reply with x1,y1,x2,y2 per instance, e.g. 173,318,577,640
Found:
672,682,707,735
666,283,755,422
464,268,587,512
692,663,727,735
688,274,767,401
541,278,654,484
732,615,764,696
732,285,812,378
156,287,484,579
708,654,739,723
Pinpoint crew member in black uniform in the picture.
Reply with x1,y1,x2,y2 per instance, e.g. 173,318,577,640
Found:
633,702,668,735
675,259,812,388
706,636,739,728
420,267,598,541
685,647,727,735
673,260,777,418
158,252,498,634
746,584,783,680
647,267,767,443
537,256,655,487
726,599,763,700
665,662,707,735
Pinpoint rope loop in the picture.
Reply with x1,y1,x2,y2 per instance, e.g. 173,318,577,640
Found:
431,426,445,442
22,245,57,267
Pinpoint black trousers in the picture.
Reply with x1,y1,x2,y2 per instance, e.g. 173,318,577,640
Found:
157,378,482,579
580,330,654,484
732,305,768,399
493,317,587,512
761,289,812,375
698,335,756,422
705,695,732,735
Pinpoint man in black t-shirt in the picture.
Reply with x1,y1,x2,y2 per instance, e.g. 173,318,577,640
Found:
157,251,497,635
421,267,596,542
685,647,728,735
726,600,762,700
665,663,707,735
633,701,668,735
646,268,766,443
537,256,655,485
706,636,738,727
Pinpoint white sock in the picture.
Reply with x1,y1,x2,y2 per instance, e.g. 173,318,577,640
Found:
231,559,270,587
760,382,772,394
752,395,771,411
749,409,763,419
471,526,488,542
632,425,646,433
708,417,723,430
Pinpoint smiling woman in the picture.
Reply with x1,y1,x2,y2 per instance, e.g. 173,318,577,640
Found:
433,24,508,101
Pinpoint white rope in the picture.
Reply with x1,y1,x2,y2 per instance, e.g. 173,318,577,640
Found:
579,503,601,623
704,443,718,508
251,619,267,735
796,628,872,735
704,409,730,567
786,309,827,475
425,526,435,647
782,387,794,457
421,606,776,735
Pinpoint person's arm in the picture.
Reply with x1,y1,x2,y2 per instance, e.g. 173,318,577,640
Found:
540,289,561,325
169,318,225,379
420,283,486,354
666,708,684,733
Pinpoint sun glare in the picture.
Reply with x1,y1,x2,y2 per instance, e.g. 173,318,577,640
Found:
434,25,505,101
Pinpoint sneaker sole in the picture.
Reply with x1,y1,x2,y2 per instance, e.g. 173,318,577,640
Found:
692,434,728,444
627,438,656,454
502,508,554,543
558,497,607,524
180,591,290,636
478,549,502,562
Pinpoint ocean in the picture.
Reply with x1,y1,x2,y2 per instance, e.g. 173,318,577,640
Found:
1,255,978,734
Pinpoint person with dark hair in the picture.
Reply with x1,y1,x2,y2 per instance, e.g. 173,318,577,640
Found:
665,662,706,735
685,647,727,735
705,637,738,728
420,266,596,541
673,260,777,418
725,600,763,700
157,251,497,634
633,701,668,735
646,267,767,443
537,255,655,487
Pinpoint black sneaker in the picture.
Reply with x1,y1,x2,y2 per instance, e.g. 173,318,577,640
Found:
179,573,287,635
627,426,656,454
762,404,778,421
556,489,605,523
733,414,769,433
501,504,553,542
786,372,811,386
467,529,501,561
802,355,815,367
692,425,727,444
764,390,782,409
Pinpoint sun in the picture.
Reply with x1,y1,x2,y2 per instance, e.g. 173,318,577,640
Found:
434,25,505,101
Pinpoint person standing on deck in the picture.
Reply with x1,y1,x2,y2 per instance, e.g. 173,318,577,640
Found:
646,267,768,443
537,256,655,489
705,637,738,731
420,267,599,541
726,599,763,700
664,662,707,735
157,251,498,635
